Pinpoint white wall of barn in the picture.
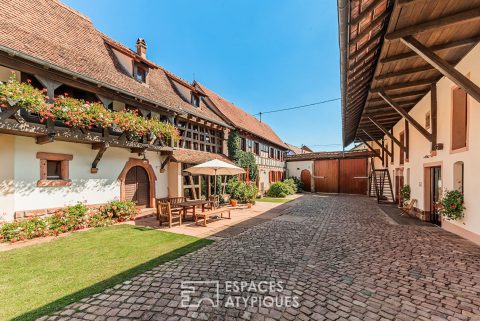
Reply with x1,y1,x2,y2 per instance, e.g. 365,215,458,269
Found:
378,42,480,241
0,135,169,221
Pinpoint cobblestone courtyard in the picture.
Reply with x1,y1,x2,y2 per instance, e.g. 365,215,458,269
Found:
43,194,480,321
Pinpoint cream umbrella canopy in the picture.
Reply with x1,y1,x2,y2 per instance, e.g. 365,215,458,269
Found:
184,159,246,195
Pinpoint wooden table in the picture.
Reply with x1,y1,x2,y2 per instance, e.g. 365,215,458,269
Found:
176,200,210,221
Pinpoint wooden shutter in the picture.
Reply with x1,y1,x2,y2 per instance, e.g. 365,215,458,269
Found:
452,88,467,150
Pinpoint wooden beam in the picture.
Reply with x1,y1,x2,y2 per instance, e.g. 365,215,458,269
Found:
375,65,437,80
431,83,439,151
36,134,55,145
368,116,405,151
361,129,392,157
401,36,480,103
371,77,437,93
0,104,20,122
380,37,480,64
369,91,427,103
160,155,171,173
131,147,147,155
405,119,409,161
359,137,382,160
378,90,432,141
91,143,109,173
386,8,480,41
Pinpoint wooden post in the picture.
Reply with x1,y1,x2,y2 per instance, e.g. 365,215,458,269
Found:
405,119,409,162
431,83,438,153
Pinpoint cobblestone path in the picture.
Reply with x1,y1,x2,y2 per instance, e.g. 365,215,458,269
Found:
43,194,480,321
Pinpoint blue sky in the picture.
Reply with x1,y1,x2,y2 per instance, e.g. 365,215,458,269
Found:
63,0,343,151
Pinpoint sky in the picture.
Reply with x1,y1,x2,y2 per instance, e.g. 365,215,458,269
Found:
63,0,344,151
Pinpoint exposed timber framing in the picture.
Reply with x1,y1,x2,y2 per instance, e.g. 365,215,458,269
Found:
359,137,382,160
431,83,439,151
361,129,392,157
0,104,20,122
375,65,436,80
380,37,480,64
160,155,171,173
368,116,405,151
401,35,480,103
91,142,109,173
405,119,409,161
377,90,432,141
36,134,55,145
371,77,437,93
386,8,480,41
131,147,147,155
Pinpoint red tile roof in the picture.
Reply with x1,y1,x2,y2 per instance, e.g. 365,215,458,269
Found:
195,82,287,149
172,149,233,165
0,0,226,126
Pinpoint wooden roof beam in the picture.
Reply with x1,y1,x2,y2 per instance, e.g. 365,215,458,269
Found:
371,77,436,93
368,116,406,151
375,65,437,81
401,36,480,103
380,37,480,64
378,90,432,142
386,7,480,40
361,129,392,157
359,137,382,160
369,91,427,102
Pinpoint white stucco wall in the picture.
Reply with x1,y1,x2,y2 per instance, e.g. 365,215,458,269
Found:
380,42,480,238
0,135,169,221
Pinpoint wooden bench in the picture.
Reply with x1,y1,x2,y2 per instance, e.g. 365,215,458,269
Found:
195,207,231,227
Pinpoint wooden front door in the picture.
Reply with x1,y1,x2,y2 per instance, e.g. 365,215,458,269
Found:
300,169,312,192
339,158,368,195
125,166,150,207
314,159,339,193
395,168,404,204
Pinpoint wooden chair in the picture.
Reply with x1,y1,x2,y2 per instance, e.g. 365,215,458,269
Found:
157,201,182,228
401,199,416,217
205,195,220,211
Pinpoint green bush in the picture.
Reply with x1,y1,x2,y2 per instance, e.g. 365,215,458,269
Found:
267,182,292,198
286,176,304,192
0,200,137,243
400,185,411,203
282,178,298,194
227,179,258,203
439,189,465,220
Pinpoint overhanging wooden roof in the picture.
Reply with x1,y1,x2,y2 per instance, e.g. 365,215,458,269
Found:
338,0,480,146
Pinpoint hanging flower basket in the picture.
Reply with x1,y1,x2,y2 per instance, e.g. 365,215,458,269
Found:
438,189,465,220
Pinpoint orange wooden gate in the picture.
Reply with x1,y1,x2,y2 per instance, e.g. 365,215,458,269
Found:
125,166,150,207
313,158,368,194
314,159,339,193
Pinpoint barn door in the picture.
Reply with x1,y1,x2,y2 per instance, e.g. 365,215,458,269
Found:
125,166,150,207
300,169,311,192
339,158,368,195
314,160,339,193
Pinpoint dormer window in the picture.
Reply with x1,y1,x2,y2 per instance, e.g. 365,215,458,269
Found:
135,65,147,83
191,93,200,107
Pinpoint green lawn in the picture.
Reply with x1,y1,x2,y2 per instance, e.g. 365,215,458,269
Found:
256,197,292,203
0,225,212,321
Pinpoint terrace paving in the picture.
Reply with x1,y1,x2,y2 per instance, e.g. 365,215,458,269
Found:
42,194,480,321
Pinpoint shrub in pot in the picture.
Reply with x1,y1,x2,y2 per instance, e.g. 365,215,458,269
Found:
438,189,465,220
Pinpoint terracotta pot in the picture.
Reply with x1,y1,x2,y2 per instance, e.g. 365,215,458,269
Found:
230,199,238,207
247,203,252,208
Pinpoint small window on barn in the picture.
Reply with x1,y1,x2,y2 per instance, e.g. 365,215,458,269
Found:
425,111,431,130
36,152,73,187
453,161,464,193
452,87,468,151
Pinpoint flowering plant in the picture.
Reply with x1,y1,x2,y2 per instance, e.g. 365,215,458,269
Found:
438,189,465,220
99,200,139,222
0,75,180,142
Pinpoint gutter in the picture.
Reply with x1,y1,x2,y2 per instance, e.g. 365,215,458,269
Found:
0,44,231,129
337,0,350,147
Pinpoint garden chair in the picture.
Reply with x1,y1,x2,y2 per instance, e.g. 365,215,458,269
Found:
157,201,182,228
204,195,220,211
401,199,416,217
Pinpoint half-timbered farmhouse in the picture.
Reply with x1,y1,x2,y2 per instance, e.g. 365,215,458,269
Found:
0,0,287,222
338,0,480,244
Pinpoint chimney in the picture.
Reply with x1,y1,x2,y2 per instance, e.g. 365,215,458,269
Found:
136,38,147,58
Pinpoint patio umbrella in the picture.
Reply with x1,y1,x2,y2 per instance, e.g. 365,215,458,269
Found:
184,159,246,195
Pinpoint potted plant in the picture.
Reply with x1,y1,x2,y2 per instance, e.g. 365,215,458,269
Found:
246,202,252,208
230,199,238,207
438,189,465,221
399,184,411,206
